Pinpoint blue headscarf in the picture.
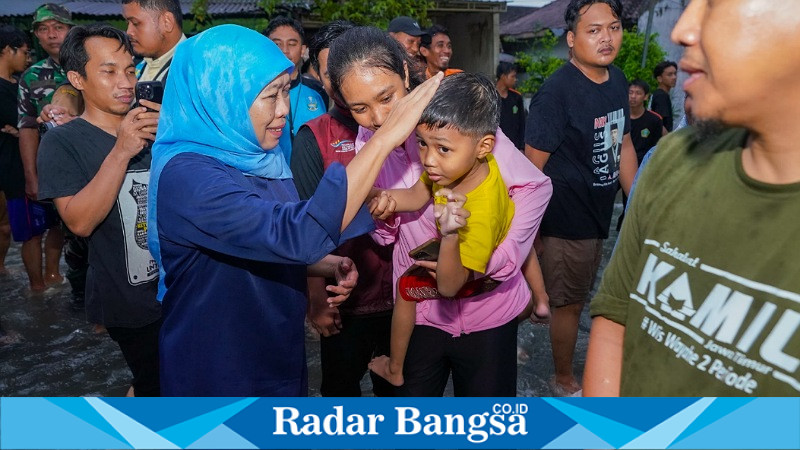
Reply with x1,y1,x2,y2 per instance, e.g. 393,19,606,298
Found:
148,24,294,300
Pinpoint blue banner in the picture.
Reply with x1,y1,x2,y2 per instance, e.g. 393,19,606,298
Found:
2,397,798,449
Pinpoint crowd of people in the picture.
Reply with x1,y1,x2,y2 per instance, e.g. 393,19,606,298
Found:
0,0,797,398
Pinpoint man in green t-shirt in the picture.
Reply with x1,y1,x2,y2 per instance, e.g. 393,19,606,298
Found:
585,0,800,396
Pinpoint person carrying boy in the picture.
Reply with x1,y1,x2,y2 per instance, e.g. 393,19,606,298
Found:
365,73,518,387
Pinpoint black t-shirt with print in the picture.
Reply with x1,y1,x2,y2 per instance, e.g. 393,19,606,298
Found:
631,110,664,165
38,118,160,328
525,62,630,240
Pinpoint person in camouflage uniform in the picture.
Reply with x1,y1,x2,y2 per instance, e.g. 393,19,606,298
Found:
15,4,73,293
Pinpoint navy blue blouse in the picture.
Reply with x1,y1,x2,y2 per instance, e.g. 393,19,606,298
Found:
156,152,373,396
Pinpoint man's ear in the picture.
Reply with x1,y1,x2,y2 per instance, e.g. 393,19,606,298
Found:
420,46,430,59
566,30,574,49
66,71,84,92
160,11,176,34
476,134,496,159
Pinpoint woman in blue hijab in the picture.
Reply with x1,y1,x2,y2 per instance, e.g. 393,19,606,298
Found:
148,24,440,396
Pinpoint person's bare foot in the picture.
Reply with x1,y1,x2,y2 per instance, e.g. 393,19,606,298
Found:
44,273,64,287
92,324,107,334
368,356,404,387
28,283,46,294
549,376,581,397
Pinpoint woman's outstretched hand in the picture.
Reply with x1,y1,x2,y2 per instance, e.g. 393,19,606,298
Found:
371,72,444,150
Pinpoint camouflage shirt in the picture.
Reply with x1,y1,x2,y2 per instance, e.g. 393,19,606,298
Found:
17,57,66,129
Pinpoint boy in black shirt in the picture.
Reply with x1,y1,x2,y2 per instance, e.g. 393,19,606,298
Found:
496,61,526,150
629,79,665,164
650,60,677,131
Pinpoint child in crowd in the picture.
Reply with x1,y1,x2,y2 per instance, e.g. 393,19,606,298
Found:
366,73,518,386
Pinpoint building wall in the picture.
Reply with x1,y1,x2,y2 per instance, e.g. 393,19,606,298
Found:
432,11,500,78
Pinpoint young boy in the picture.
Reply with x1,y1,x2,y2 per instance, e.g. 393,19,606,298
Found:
365,73,516,386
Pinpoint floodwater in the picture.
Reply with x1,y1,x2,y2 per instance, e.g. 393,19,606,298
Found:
0,204,621,397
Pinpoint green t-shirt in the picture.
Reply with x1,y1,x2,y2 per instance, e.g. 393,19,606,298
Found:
591,126,800,396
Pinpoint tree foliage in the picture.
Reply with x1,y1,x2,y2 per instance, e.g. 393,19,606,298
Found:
614,28,667,91
312,0,433,29
190,0,213,32
513,31,565,95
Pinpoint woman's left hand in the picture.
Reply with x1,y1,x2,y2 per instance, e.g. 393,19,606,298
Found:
327,257,358,306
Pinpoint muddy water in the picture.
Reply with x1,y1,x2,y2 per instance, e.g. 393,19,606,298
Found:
0,203,621,397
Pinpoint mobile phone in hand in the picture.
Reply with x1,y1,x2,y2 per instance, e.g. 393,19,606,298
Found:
408,238,441,261
135,81,164,111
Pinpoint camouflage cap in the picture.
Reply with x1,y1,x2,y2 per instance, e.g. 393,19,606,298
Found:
32,3,75,29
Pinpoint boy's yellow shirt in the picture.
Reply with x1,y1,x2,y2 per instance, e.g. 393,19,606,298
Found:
421,154,514,274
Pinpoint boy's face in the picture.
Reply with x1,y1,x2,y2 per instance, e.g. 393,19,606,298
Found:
628,85,646,109
269,25,304,67
416,124,490,189
501,70,517,89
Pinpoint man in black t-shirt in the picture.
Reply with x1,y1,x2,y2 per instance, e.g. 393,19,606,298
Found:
629,79,665,164
37,25,162,396
524,0,637,396
496,61,526,150
650,60,677,131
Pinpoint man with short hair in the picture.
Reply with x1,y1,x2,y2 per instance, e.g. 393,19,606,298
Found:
16,3,74,293
650,60,677,131
122,0,186,83
420,25,462,79
265,17,325,164
291,20,396,397
628,79,665,165
585,0,800,396
388,16,425,58
496,61,526,150
37,24,162,396
524,0,637,396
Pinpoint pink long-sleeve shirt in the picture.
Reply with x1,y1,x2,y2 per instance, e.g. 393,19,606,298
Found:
358,127,552,337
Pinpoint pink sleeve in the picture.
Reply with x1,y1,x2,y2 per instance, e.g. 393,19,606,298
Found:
370,215,400,245
483,129,552,280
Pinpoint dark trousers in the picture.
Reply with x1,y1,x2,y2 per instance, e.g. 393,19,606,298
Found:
106,318,162,397
320,312,395,397
62,228,88,298
397,319,519,397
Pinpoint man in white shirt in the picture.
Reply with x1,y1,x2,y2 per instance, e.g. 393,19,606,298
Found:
122,0,186,83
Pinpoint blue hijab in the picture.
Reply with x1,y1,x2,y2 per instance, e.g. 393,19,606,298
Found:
148,24,294,300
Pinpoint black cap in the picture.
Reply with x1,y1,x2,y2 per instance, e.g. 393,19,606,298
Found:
388,16,424,37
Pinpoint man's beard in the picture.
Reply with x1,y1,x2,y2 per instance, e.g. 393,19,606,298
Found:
693,119,727,143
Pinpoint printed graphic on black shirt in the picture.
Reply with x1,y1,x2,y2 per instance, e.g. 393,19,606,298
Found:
592,108,625,187
118,170,158,285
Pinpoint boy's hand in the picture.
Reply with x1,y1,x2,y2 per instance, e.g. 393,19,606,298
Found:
433,189,469,236
369,191,396,220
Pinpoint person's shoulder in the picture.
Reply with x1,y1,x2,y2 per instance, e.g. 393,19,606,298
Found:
644,110,663,124
19,61,47,85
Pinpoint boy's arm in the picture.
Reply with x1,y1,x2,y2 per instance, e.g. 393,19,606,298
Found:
583,316,624,396
436,233,471,297
382,178,432,212
432,190,472,297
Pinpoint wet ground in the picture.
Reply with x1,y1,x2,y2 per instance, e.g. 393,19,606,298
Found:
0,204,622,397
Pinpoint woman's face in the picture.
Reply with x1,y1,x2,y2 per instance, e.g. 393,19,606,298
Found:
338,65,408,132
249,71,290,150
